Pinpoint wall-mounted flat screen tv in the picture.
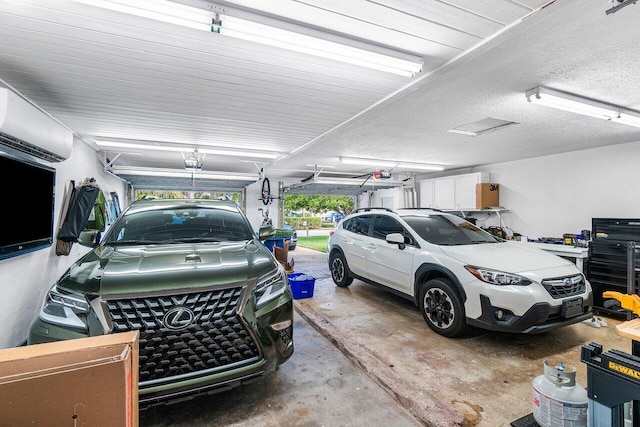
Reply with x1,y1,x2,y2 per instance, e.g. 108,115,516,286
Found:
0,150,55,260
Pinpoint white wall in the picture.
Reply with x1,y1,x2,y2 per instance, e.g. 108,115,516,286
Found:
473,140,640,238
410,139,640,240
0,140,127,349
370,187,405,209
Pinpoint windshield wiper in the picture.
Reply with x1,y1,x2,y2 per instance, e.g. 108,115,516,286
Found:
109,239,164,246
166,237,223,243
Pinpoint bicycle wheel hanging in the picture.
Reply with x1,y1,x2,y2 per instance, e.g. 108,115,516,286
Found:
261,177,271,205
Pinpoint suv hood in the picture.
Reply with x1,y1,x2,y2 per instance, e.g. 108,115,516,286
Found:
60,240,277,295
439,241,576,275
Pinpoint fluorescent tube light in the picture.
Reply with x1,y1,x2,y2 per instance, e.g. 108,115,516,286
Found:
339,157,396,168
525,86,640,128
73,0,423,77
339,156,444,171
214,16,423,77
313,177,400,186
95,139,280,159
613,111,640,128
447,129,478,136
396,162,445,171
111,166,257,181
73,0,212,30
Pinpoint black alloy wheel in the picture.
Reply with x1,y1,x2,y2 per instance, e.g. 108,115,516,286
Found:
418,278,467,338
329,252,353,287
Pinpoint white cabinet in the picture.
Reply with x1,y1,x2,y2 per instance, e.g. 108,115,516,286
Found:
419,179,435,208
419,172,489,210
454,173,482,209
434,177,455,209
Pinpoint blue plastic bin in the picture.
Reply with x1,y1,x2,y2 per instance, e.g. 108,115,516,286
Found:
287,273,315,299
264,237,285,252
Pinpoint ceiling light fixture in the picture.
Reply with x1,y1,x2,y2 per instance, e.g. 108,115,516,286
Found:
312,177,401,187
525,86,640,128
447,129,478,136
606,0,638,15
339,156,444,171
73,0,423,77
111,166,257,181
94,139,280,159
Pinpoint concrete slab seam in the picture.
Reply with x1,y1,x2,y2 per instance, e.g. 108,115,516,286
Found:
294,301,465,427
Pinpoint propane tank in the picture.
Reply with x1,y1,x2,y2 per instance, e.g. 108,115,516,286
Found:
532,360,588,427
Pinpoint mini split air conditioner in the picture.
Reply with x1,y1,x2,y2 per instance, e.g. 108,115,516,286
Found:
0,87,73,162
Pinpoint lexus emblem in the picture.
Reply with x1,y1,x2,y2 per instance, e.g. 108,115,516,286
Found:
163,307,195,330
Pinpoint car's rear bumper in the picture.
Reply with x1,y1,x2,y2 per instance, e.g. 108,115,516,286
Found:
467,292,593,334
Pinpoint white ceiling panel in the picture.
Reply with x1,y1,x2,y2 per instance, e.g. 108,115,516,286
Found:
1,0,639,195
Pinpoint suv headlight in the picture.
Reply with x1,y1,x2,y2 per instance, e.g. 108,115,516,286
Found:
465,266,532,286
39,285,91,331
254,266,288,308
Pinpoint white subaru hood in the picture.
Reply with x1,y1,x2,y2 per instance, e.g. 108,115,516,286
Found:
439,241,579,277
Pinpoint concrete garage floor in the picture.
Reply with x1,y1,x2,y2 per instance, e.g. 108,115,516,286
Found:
291,247,634,426
141,246,635,427
139,284,423,426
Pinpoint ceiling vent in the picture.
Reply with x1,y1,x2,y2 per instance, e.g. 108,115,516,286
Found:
447,117,519,137
0,87,73,162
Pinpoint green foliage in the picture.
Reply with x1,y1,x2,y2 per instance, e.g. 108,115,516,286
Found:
274,228,293,238
135,190,240,201
296,236,329,253
284,194,353,216
285,217,322,230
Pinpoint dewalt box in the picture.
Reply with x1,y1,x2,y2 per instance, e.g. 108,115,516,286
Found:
476,183,500,209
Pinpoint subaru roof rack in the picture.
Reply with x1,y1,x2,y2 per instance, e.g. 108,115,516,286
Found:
354,207,395,213
396,207,445,213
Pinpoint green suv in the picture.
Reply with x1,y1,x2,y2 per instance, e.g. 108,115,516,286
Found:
28,198,294,406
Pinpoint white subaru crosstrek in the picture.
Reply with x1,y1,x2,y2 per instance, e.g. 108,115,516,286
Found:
327,208,593,337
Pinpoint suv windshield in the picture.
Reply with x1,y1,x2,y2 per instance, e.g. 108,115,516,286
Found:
403,214,500,245
105,206,254,244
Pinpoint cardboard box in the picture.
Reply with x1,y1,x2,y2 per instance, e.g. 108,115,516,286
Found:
476,183,500,209
0,331,139,427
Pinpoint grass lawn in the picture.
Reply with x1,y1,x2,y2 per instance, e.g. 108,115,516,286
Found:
296,236,329,253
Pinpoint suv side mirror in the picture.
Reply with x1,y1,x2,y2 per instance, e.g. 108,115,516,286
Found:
78,230,101,248
258,225,276,240
386,233,406,249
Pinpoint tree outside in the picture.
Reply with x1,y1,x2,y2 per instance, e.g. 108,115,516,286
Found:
284,194,353,217
135,190,240,202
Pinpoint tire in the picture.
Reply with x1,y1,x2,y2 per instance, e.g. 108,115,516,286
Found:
261,178,271,205
329,252,353,287
418,278,467,338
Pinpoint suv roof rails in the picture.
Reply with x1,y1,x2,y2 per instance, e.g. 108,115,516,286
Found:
396,207,445,213
354,207,395,213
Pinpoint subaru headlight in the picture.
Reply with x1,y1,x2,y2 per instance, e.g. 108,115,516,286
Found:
39,284,91,331
465,265,532,286
254,267,288,308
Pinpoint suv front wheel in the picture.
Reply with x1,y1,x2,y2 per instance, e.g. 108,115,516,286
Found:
330,252,353,287
419,278,467,338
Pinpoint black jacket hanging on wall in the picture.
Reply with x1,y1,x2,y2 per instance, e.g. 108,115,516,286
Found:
57,179,101,242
